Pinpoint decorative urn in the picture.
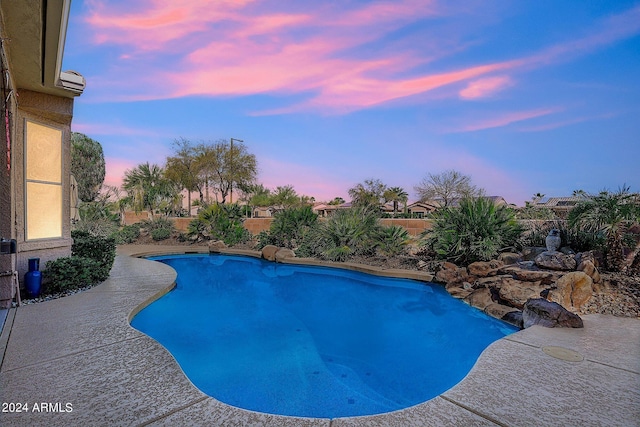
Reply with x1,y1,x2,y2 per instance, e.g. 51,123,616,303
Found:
545,229,562,252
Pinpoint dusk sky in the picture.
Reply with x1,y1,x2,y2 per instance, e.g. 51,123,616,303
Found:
63,0,640,206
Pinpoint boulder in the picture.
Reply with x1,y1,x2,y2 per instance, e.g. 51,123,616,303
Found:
474,275,515,289
261,245,279,261
208,240,227,252
275,248,296,262
463,288,495,310
521,247,547,261
435,264,474,286
522,298,583,328
484,303,520,321
446,287,473,299
498,252,522,265
549,271,593,310
501,311,524,329
499,267,562,285
498,281,546,309
468,260,504,277
577,260,601,284
534,251,577,271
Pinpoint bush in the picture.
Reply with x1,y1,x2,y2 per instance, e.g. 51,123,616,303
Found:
425,197,523,265
140,216,174,232
44,256,103,294
319,206,381,261
376,225,410,257
187,204,251,246
111,224,141,244
151,228,171,241
257,206,319,249
71,230,116,281
517,220,604,253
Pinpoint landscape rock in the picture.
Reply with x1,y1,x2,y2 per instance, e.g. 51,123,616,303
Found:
261,245,279,261
498,281,546,309
522,298,584,328
499,267,561,285
474,275,515,289
275,248,296,262
498,252,522,265
501,311,524,329
435,263,474,286
521,247,547,261
534,251,577,271
207,240,227,252
463,288,494,311
484,303,519,321
468,260,504,277
549,271,593,311
577,260,601,284
446,286,473,299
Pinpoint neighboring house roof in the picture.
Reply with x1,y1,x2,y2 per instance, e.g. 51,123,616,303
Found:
426,196,508,207
534,197,584,208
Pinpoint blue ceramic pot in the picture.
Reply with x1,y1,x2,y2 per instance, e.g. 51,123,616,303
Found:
25,257,42,299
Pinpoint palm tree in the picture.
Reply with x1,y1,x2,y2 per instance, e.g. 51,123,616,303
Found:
384,186,408,217
122,163,178,213
568,186,640,272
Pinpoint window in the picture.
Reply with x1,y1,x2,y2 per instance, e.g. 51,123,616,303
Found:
24,120,63,240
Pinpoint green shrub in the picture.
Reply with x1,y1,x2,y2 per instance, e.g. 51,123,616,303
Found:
376,225,410,257
187,204,251,246
319,206,381,261
259,206,319,249
111,224,141,244
71,230,116,281
44,256,103,294
140,216,174,232
151,228,171,241
425,197,523,265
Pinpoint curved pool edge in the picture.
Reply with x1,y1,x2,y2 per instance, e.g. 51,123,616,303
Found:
120,245,515,424
1,244,636,426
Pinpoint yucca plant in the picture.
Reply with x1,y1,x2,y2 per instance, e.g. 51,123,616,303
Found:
425,197,523,264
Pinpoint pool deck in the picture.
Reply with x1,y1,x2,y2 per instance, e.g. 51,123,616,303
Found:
1,245,639,426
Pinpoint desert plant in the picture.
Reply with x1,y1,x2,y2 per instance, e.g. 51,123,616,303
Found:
151,228,172,241
111,224,141,244
424,197,523,264
320,206,381,261
186,204,251,245
261,205,319,249
567,186,640,272
376,225,411,257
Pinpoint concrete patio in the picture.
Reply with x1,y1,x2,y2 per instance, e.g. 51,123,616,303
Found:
1,245,638,426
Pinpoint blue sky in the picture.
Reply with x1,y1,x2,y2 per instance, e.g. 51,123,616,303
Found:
63,0,640,205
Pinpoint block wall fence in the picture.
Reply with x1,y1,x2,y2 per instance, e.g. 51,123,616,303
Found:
123,213,433,236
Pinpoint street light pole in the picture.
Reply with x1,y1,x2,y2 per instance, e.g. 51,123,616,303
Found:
230,138,243,204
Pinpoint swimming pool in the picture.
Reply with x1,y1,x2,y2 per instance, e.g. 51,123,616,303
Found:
131,254,517,418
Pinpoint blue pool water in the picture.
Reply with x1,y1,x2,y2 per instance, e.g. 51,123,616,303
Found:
131,254,517,418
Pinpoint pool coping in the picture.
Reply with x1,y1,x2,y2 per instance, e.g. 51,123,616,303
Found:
0,244,638,426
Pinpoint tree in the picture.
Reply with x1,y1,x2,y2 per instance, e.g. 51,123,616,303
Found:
71,132,106,202
348,178,387,208
568,186,640,273
165,138,204,213
195,140,257,204
271,185,301,209
327,197,345,205
384,186,408,217
122,163,179,213
414,170,480,207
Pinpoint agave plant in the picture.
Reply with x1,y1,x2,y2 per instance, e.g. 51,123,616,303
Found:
425,197,523,264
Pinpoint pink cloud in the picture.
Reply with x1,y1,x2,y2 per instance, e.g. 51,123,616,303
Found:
451,107,563,133
459,75,513,99
103,157,136,188
517,112,616,132
80,1,640,114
